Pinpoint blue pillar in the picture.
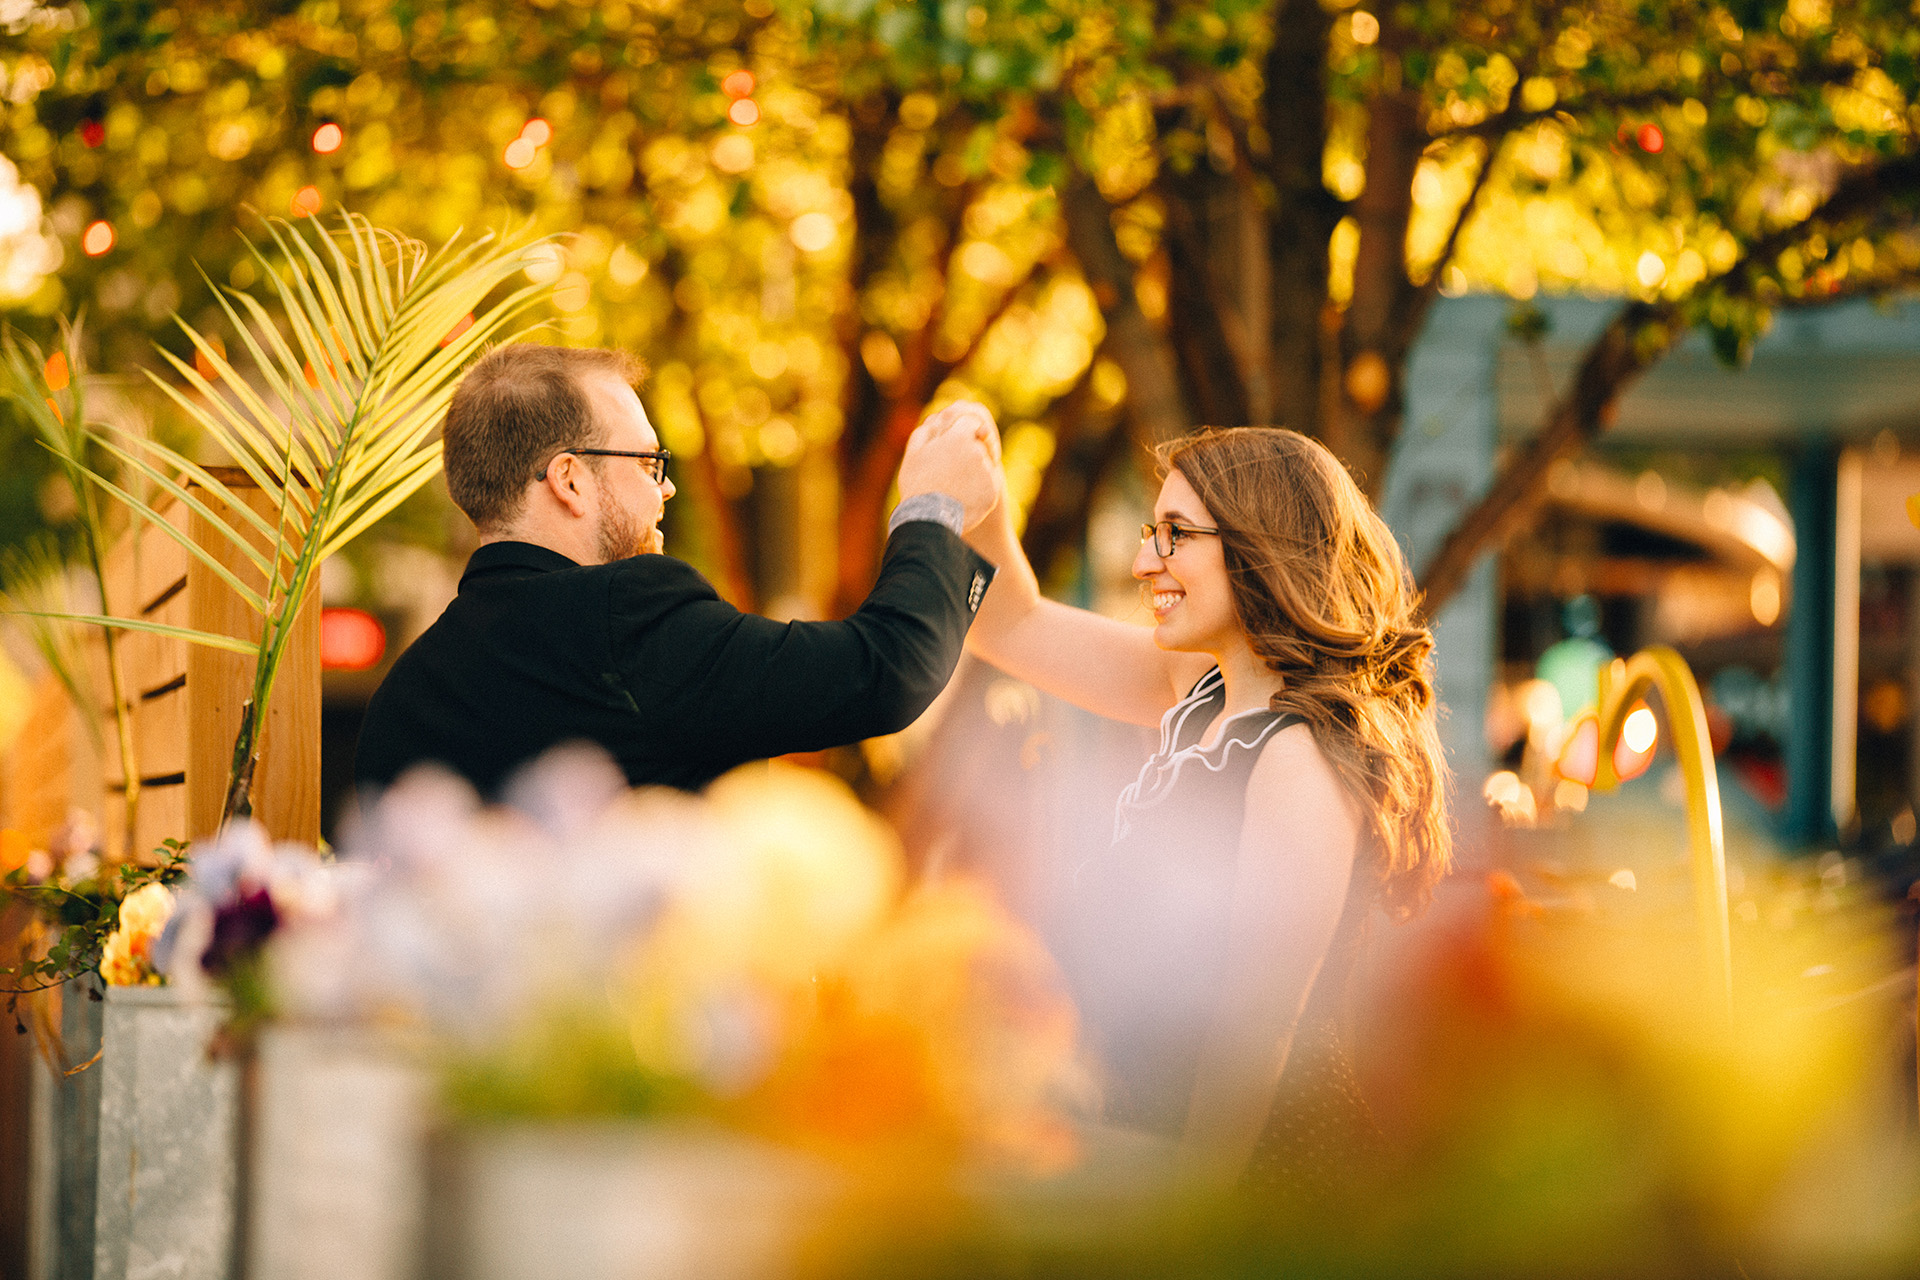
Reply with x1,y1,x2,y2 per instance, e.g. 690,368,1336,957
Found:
1781,444,1837,848
1383,296,1509,808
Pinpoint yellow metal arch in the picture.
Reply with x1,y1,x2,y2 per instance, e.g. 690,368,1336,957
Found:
1587,646,1733,1018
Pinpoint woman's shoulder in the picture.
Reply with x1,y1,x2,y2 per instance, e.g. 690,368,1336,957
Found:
1243,719,1362,844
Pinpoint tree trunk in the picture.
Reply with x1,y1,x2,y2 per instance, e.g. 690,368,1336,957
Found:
1061,176,1193,448
1158,162,1252,429
1020,366,1128,583
1335,74,1423,495
1262,0,1340,439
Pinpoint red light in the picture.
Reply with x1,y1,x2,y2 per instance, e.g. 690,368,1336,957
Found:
320,607,386,671
291,186,323,217
504,137,538,169
312,122,344,154
728,98,760,127
520,118,552,147
80,120,105,148
1636,123,1664,154
83,220,115,256
1557,714,1599,787
722,70,755,99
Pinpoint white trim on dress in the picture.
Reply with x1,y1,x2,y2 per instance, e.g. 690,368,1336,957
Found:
1111,667,1291,842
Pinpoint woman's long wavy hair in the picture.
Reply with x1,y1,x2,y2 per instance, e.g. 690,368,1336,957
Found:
1161,427,1451,917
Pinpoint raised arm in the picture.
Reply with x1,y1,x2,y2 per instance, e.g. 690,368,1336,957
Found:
926,401,1209,727
1178,726,1362,1179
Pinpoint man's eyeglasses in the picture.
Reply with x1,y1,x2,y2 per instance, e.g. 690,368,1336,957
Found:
539,447,671,485
1140,519,1221,558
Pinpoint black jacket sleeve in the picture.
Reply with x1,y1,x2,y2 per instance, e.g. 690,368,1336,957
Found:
608,521,994,765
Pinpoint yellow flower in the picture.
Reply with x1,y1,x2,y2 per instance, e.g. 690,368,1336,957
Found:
101,882,174,987
624,763,902,1076
119,881,174,935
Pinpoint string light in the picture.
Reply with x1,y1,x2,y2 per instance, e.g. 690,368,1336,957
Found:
82,220,115,256
312,122,344,154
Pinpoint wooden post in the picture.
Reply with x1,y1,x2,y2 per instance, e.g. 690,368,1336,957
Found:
182,469,320,848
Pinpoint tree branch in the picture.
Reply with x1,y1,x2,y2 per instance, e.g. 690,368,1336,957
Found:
1428,59,1859,144
1415,148,1920,615
1391,134,1500,356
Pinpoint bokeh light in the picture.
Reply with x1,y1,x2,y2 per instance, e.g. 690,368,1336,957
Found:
1622,705,1658,754
311,122,344,154
290,186,323,217
504,137,537,169
319,607,386,671
722,70,756,99
789,211,835,252
81,220,114,256
728,98,760,127
520,118,552,147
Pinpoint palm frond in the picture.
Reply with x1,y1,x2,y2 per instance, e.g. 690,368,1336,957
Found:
7,611,258,656
121,210,553,826
11,211,557,833
0,540,103,749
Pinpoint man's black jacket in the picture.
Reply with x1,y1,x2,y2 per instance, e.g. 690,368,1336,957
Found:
353,521,994,795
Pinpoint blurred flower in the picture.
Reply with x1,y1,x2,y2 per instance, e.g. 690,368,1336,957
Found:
202,887,277,977
101,881,174,986
737,880,1084,1172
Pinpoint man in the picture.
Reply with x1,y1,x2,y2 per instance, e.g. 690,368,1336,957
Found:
354,343,999,795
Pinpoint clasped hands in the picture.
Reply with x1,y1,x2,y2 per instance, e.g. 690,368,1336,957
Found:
895,400,1005,533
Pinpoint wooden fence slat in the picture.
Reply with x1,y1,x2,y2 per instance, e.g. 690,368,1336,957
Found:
2,468,319,858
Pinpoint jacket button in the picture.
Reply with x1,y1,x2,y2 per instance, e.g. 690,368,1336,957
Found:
968,573,987,611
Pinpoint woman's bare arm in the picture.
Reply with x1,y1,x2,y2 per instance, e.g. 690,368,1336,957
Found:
1178,725,1362,1178
961,484,1211,726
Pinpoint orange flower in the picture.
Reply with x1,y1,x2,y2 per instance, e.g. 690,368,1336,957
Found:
0,829,30,875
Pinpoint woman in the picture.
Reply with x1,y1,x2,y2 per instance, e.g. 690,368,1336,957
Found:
935,405,1450,1189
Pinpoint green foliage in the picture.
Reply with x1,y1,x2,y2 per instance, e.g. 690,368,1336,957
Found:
1,838,189,996
0,0,1916,600
441,1001,698,1122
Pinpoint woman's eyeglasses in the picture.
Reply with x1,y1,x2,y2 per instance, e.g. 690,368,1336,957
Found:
539,447,671,485
1140,519,1221,558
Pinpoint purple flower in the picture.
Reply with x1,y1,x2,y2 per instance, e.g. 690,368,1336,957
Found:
202,887,279,976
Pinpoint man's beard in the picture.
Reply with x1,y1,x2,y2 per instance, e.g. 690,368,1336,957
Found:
595,501,661,563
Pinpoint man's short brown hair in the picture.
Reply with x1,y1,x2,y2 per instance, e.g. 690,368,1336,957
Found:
442,344,647,530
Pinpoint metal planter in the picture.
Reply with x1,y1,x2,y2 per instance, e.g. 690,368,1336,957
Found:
90,985,239,1280
245,1024,431,1280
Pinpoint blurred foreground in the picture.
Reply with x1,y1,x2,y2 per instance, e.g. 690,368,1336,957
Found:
11,744,1920,1278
